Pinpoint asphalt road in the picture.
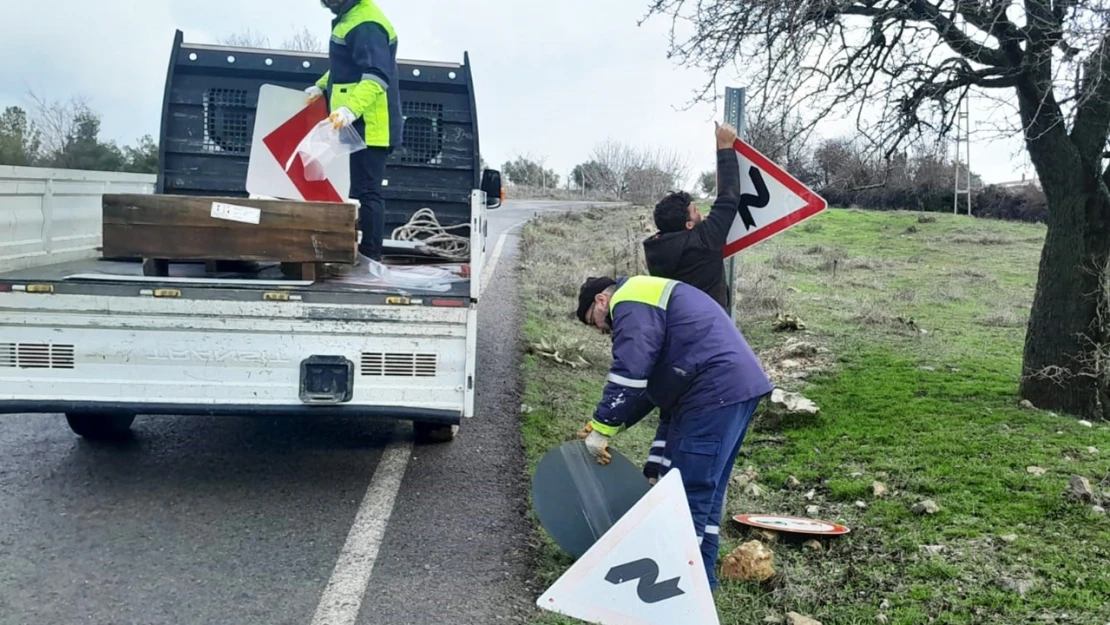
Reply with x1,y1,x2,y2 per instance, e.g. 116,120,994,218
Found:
0,199,617,625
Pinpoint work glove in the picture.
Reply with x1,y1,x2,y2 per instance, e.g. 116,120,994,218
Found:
329,107,356,129
305,85,324,105
576,421,612,465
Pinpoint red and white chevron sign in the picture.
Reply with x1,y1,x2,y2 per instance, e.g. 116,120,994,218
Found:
246,84,350,202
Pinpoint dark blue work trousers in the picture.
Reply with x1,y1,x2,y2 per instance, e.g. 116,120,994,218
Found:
350,146,391,261
656,396,761,590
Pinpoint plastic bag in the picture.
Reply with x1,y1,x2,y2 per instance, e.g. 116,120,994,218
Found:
334,255,468,292
285,118,365,181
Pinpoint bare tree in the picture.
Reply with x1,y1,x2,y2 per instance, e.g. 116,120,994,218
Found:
221,27,326,53
283,27,327,53
644,0,1110,420
589,139,691,203
27,92,91,161
219,29,271,49
589,138,639,197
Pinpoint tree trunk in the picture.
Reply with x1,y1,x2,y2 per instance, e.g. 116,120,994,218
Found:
1019,166,1110,420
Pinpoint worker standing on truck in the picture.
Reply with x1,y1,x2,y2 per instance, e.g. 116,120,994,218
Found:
638,121,743,485
306,0,403,262
574,274,772,591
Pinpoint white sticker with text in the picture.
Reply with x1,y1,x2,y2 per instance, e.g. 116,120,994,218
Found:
210,202,261,225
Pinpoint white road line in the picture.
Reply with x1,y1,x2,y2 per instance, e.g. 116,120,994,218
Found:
481,219,527,297
309,218,525,625
310,432,411,625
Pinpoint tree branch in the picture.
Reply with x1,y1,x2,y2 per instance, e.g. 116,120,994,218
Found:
1070,30,1110,163
903,0,1010,67
1022,0,1068,57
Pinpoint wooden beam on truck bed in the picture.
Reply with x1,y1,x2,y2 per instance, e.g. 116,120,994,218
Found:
102,194,358,265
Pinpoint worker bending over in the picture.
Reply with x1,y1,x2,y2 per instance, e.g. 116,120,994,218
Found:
306,0,403,262
575,275,772,591
639,121,743,484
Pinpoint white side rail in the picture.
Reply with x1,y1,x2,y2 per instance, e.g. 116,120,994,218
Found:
0,166,155,273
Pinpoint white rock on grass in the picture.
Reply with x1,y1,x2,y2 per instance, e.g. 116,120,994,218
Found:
912,500,940,515
786,613,823,625
768,388,820,416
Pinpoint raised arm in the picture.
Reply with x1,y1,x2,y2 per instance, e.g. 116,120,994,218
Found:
697,123,743,251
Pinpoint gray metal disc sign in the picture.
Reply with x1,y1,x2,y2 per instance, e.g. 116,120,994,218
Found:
532,440,652,558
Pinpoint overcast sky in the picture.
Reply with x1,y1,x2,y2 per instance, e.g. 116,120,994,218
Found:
1,0,1034,186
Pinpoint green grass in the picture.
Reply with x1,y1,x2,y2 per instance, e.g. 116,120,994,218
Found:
516,206,1110,625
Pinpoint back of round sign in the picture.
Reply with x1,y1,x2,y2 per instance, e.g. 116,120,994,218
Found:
531,440,652,558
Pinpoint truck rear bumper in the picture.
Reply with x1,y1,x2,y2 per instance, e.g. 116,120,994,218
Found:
0,400,462,424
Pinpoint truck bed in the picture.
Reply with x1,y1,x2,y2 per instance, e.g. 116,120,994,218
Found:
0,257,472,303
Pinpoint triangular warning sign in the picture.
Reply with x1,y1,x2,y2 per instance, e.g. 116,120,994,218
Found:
536,469,720,625
722,137,828,259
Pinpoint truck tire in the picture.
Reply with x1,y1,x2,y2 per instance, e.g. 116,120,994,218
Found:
413,422,458,444
64,412,136,440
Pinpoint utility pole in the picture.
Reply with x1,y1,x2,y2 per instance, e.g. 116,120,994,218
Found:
723,87,746,320
953,97,972,215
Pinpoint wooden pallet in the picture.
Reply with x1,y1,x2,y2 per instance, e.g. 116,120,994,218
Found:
103,194,358,280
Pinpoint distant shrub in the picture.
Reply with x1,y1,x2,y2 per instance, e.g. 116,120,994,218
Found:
972,184,1047,223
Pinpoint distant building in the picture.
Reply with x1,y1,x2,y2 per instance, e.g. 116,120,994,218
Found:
995,173,1041,190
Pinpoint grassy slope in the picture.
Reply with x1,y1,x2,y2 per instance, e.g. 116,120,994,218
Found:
517,206,1110,625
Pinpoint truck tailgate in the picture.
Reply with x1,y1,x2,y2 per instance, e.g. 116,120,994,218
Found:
0,290,474,421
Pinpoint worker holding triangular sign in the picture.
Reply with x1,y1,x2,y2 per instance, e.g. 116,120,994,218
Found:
573,274,773,592
537,469,722,625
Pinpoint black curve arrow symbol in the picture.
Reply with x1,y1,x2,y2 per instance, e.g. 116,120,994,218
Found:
737,166,770,231
604,558,685,604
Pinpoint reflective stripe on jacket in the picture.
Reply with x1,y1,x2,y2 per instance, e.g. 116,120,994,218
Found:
315,0,402,148
590,276,773,436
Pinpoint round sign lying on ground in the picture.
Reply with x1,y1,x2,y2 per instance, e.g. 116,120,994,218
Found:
532,440,652,558
733,514,850,536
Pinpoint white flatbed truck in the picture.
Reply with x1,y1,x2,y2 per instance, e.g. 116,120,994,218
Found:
0,32,503,443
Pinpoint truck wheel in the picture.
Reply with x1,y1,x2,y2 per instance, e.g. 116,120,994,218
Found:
413,422,458,444
64,412,136,440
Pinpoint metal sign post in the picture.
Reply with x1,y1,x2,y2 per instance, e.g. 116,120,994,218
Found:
723,87,746,320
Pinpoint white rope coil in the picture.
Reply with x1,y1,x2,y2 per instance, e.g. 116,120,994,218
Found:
391,207,471,262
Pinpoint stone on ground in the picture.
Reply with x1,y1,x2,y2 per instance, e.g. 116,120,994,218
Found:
786,612,823,625
1066,475,1095,502
721,540,776,583
767,388,820,416
912,499,940,515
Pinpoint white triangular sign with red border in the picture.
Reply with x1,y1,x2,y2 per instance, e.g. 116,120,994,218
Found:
723,138,828,259
536,469,720,625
